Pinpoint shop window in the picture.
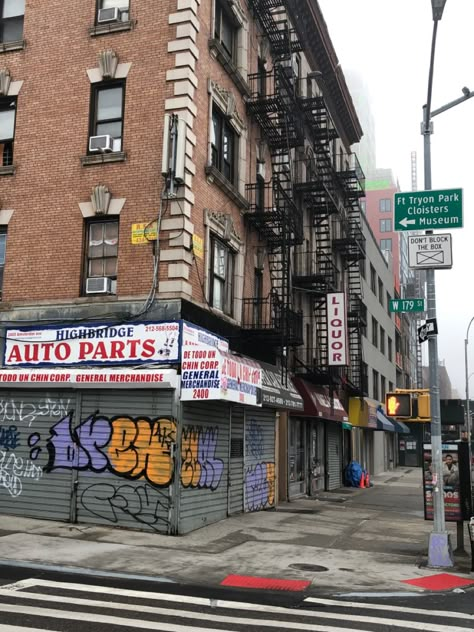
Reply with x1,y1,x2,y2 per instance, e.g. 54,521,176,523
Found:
0,0,24,43
84,219,118,295
209,234,234,315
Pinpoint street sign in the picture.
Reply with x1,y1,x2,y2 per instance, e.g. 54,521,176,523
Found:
389,298,426,313
394,188,463,231
408,233,453,269
418,318,438,344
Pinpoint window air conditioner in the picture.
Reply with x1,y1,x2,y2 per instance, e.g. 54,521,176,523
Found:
86,277,112,294
97,7,122,23
257,161,266,179
89,135,114,153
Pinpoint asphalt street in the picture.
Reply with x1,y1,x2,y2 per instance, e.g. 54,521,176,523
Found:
0,565,472,632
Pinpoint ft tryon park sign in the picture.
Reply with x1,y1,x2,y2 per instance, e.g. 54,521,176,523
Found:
394,188,463,231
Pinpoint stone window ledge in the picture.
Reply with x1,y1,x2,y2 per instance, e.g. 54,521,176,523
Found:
205,165,249,210
208,39,250,98
0,165,15,176
0,39,25,53
81,152,127,166
89,20,136,37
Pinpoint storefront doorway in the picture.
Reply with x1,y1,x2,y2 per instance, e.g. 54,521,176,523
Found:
289,418,306,497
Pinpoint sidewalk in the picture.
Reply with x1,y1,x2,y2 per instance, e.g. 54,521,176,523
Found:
0,467,472,594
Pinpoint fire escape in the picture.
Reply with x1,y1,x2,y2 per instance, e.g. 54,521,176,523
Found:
241,0,305,376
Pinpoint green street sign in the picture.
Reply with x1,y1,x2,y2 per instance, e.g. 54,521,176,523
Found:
389,298,426,313
394,188,463,231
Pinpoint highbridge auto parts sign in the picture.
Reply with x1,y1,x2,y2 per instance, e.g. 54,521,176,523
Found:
4,322,180,367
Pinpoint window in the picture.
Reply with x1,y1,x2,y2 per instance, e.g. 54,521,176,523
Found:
380,218,392,232
0,227,6,300
360,303,367,337
378,278,383,305
97,1,130,22
388,337,393,362
389,381,394,393
211,106,236,184
360,199,366,213
0,0,24,43
359,257,366,279
372,369,379,401
85,220,118,292
380,238,392,251
386,291,391,315
370,264,376,293
379,198,391,212
257,57,266,97
380,376,386,402
361,362,369,395
90,82,125,153
372,317,378,347
0,98,16,167
380,327,385,355
210,235,234,315
256,164,265,211
292,54,301,95
214,0,236,59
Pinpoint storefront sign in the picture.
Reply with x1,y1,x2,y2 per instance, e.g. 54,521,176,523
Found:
259,361,304,410
180,347,262,406
327,292,348,366
4,322,180,367
0,369,178,388
293,379,348,422
181,321,228,353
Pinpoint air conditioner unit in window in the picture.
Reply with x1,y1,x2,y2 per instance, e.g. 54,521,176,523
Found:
257,161,266,179
97,7,122,23
89,135,114,153
86,277,112,295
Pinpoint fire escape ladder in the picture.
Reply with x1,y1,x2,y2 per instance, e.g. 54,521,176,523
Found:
248,0,303,60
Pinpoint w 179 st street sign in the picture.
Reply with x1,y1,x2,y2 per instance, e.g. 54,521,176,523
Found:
394,188,463,231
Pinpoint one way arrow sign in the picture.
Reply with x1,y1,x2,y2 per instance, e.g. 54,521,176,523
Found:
418,318,438,344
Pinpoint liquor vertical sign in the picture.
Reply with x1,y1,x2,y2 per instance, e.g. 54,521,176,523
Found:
327,292,348,366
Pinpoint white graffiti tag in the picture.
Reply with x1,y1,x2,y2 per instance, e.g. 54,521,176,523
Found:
0,450,43,497
0,397,72,427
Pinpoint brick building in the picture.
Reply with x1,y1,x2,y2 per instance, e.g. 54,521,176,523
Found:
0,1,370,531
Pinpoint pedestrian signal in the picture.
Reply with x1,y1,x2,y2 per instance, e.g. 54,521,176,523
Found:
385,392,412,418
417,393,430,419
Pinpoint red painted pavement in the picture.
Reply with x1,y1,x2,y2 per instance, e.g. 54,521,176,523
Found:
402,573,474,591
221,574,311,591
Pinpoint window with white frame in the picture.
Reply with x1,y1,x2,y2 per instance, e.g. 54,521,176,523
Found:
0,0,24,43
97,0,130,23
84,219,118,294
209,235,234,315
0,97,16,166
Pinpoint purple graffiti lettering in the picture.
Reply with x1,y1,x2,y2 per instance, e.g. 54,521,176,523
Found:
75,414,112,471
0,425,20,451
181,426,224,491
45,412,89,471
245,419,264,460
80,483,169,532
245,462,275,512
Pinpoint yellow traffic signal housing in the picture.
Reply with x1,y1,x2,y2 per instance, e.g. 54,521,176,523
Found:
416,393,430,419
386,392,412,418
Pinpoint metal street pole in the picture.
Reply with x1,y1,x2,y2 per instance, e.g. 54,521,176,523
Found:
422,2,452,567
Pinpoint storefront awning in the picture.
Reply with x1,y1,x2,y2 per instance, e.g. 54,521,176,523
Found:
376,409,396,432
392,419,411,434
292,378,348,422
349,397,379,429
259,362,304,411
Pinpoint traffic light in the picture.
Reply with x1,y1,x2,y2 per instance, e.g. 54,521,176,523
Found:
416,393,430,419
385,392,412,418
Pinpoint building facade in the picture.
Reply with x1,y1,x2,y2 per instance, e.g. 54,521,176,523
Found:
0,1,401,531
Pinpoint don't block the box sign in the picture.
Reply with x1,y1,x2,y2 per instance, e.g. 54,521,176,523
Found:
327,292,348,366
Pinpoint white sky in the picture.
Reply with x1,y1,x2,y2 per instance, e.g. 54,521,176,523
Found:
318,0,474,396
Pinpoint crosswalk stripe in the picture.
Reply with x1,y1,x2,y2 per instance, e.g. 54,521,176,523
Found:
0,603,375,632
304,596,474,621
0,584,472,632
0,626,62,632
